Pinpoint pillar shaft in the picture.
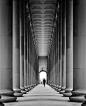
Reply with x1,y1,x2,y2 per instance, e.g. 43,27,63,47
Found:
70,0,86,102
54,32,57,85
53,53,56,84
29,49,31,86
20,0,26,94
60,0,66,93
58,1,62,90
55,28,58,85
0,0,16,102
13,0,23,97
52,43,56,84
27,15,30,89
23,2,28,90
29,31,31,86
56,8,60,87
29,64,31,85
27,28,29,88
31,67,33,85
63,0,73,97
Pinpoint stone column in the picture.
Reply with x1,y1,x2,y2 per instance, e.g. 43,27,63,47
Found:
70,0,86,102
0,0,16,102
53,28,56,87
54,16,60,90
58,1,62,91
29,64,31,86
55,26,58,86
27,13,30,91
56,7,60,89
47,58,50,84
19,0,26,94
28,43,31,86
23,2,28,91
29,32,31,86
53,43,56,85
63,0,73,97
13,0,23,97
36,66,38,85
27,26,29,89
31,67,33,85
60,0,66,94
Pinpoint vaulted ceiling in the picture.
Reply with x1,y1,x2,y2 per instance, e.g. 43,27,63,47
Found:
29,0,57,56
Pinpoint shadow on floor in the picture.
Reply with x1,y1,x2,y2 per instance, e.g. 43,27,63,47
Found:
17,97,69,103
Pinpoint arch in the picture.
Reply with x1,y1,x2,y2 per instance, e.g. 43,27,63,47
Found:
39,69,47,73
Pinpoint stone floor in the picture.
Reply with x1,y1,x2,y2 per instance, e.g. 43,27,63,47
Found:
5,84,82,106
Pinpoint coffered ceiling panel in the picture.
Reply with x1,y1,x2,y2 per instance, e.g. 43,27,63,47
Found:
29,0,57,56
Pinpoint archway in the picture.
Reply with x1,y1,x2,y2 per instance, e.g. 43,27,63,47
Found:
39,69,47,84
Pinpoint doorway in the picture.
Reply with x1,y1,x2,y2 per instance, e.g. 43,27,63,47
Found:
39,71,47,84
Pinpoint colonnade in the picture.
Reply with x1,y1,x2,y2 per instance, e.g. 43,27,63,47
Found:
48,0,86,104
0,0,39,104
0,0,86,105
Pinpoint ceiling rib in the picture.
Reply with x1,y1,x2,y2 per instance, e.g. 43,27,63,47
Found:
29,0,56,56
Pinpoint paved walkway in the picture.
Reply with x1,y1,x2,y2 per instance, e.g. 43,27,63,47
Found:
5,84,82,106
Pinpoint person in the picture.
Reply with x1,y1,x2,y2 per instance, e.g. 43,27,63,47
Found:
43,78,46,87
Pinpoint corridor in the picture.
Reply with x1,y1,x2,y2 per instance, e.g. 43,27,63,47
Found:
1,0,86,105
4,85,81,106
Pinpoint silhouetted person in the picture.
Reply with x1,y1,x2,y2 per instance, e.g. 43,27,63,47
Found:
43,78,46,87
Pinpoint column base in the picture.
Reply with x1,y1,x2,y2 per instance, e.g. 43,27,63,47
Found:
60,87,65,94
29,85,34,91
57,86,61,92
57,89,61,92
53,85,58,91
63,92,72,97
63,88,72,97
25,86,29,92
28,86,31,91
69,95,86,102
69,90,86,102
20,87,27,94
14,89,23,97
28,86,32,91
60,90,65,94
0,96,17,103
0,90,17,102
52,85,58,91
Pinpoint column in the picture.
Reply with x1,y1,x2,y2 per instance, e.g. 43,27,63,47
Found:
69,0,86,102
28,32,31,86
27,12,30,91
29,31,31,86
13,0,23,97
29,64,31,86
47,58,50,84
0,0,16,102
36,64,39,85
23,1,28,91
20,0,26,94
54,31,57,85
58,1,62,91
55,25,58,86
27,26,29,90
31,67,33,85
63,0,73,97
53,43,56,85
56,6,60,89
60,0,66,94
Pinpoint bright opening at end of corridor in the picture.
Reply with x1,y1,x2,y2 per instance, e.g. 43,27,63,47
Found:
39,72,47,84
